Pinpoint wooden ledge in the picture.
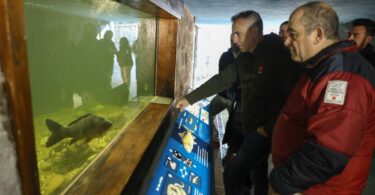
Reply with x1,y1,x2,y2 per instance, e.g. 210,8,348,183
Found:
64,103,170,195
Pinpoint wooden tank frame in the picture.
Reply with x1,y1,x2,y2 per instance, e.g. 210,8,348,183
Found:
0,0,189,194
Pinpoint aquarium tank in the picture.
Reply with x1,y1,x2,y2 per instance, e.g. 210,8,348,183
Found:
23,0,157,194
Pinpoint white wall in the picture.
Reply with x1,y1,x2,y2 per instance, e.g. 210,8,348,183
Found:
192,22,282,89
193,24,231,89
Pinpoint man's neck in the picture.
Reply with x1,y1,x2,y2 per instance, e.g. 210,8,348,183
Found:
314,38,339,56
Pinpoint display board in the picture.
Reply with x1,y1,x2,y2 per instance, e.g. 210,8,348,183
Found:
146,100,212,195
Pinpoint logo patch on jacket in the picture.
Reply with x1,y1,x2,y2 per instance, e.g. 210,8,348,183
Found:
324,80,347,105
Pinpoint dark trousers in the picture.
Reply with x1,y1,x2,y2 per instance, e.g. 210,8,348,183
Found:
223,131,270,195
209,95,234,146
223,102,243,153
210,97,244,154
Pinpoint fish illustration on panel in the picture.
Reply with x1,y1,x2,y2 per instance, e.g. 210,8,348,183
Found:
45,113,112,147
178,129,197,153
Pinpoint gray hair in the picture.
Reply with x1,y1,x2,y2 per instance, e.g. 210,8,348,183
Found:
293,1,339,39
231,10,263,34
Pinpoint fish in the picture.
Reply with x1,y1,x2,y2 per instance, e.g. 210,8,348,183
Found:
45,113,112,147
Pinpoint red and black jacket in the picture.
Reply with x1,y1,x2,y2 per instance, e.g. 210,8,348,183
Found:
271,40,375,195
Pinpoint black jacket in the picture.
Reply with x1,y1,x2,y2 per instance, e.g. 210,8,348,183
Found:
360,43,375,68
185,33,299,136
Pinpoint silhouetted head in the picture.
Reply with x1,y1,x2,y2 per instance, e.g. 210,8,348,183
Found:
119,37,130,48
104,30,114,40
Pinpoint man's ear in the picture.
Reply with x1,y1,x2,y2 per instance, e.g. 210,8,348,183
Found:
313,26,324,45
248,25,258,36
365,35,373,46
254,27,259,37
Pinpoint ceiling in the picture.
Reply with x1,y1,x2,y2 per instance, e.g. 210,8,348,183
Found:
184,0,375,25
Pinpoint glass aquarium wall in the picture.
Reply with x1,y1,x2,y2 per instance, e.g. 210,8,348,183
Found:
23,0,156,194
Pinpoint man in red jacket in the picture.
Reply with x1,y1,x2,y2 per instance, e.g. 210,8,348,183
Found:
270,1,375,195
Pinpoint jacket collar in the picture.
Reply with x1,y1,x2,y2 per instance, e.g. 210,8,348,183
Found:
303,40,357,68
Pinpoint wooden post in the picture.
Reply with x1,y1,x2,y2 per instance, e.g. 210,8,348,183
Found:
156,18,178,98
0,0,40,194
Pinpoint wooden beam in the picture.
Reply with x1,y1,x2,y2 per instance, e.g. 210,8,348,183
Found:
119,0,183,19
149,0,184,19
65,103,170,195
156,18,178,98
0,0,40,194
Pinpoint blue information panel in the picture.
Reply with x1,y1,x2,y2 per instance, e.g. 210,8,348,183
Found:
147,100,212,195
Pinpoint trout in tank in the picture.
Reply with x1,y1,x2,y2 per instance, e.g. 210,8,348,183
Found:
45,113,112,147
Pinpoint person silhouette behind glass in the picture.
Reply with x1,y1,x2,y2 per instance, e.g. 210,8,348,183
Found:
99,30,117,90
117,37,133,85
75,23,102,103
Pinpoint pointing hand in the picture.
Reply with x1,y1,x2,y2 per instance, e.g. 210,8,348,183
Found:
175,97,190,111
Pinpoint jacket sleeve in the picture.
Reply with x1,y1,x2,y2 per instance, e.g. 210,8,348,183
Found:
185,59,238,104
270,75,373,194
270,142,349,194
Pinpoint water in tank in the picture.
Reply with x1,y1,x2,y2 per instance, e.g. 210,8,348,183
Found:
23,0,157,194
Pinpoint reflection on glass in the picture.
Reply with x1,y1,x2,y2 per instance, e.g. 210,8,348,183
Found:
23,0,156,194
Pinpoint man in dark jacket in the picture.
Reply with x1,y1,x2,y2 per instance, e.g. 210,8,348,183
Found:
347,18,375,67
176,10,299,195
270,2,375,194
